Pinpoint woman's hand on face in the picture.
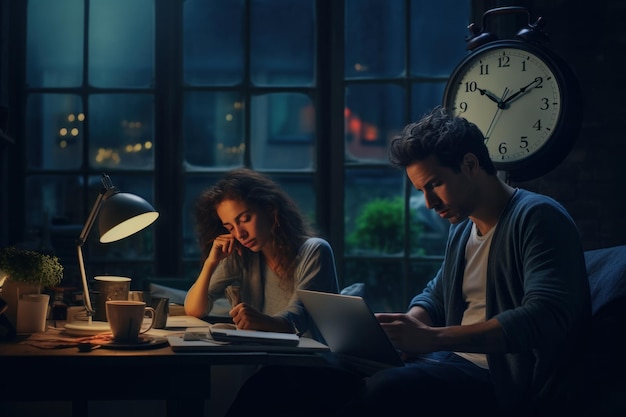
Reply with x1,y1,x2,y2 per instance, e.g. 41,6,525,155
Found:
206,233,242,266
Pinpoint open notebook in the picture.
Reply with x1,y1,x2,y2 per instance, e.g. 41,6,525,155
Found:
208,327,300,346
167,324,329,353
297,289,405,373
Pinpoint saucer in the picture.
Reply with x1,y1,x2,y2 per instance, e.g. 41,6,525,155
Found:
101,335,168,350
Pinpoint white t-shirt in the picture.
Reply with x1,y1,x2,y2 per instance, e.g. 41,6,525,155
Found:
454,221,495,369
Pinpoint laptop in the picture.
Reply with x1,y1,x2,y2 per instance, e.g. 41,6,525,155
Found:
297,289,405,373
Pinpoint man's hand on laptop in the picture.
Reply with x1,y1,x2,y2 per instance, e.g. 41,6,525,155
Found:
376,312,435,356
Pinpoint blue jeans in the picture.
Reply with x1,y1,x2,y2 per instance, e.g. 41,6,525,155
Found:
225,352,498,417
336,351,498,416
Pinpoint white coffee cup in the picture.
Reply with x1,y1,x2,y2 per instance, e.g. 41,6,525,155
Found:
105,300,155,342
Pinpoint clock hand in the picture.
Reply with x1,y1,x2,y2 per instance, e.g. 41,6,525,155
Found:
477,87,502,105
502,77,542,106
484,87,509,144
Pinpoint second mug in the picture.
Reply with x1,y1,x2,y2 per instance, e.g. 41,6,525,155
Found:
105,300,155,342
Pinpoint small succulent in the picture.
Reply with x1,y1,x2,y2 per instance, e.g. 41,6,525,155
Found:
0,246,64,288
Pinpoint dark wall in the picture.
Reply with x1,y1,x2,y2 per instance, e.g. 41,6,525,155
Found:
0,0,10,249
473,0,626,251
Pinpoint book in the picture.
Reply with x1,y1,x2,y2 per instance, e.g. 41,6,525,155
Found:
209,327,300,346
167,327,329,353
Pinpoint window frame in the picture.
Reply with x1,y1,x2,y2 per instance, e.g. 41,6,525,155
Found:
3,0,471,312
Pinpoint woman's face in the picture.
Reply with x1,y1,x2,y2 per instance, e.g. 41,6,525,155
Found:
216,198,273,252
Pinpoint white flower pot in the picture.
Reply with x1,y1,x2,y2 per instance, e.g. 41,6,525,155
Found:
0,279,42,328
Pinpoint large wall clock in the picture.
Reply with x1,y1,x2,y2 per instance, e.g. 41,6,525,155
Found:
442,7,583,181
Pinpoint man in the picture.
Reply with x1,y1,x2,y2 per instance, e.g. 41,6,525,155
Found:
225,106,592,417
343,105,592,416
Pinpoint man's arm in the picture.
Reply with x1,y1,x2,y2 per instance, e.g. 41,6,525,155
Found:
430,317,508,353
406,305,433,326
379,310,508,355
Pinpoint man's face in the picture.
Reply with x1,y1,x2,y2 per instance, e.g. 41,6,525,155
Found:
405,155,476,224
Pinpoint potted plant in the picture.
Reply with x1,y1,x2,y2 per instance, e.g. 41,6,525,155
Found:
0,246,64,327
0,246,64,287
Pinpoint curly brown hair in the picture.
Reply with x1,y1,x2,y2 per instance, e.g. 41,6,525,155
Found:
194,168,315,287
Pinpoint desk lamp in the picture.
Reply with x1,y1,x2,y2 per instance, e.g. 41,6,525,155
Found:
64,173,159,336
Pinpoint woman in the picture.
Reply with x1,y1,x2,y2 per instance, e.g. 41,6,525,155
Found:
184,168,339,341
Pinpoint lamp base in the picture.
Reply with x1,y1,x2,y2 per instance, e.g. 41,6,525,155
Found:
64,320,110,336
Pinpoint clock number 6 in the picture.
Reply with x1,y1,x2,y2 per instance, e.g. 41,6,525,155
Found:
498,138,529,155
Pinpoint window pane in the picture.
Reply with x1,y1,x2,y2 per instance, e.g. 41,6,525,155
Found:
183,176,221,259
183,0,244,86
251,0,315,86
273,175,317,230
251,93,315,170
344,259,404,312
345,84,405,162
26,0,84,87
25,174,84,247
345,0,405,79
25,175,84,281
344,168,405,255
26,94,84,169
410,0,470,76
89,0,154,88
89,94,155,170
183,92,245,169
411,81,447,119
409,188,449,256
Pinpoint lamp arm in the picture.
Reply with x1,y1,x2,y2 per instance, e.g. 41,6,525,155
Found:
77,245,94,317
75,174,119,318
77,188,106,247
76,189,106,319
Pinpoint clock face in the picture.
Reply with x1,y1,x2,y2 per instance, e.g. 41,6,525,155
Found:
443,42,563,171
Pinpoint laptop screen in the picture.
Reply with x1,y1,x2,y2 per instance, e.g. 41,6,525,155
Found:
297,289,405,368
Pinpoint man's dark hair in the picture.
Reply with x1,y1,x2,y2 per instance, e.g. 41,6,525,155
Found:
389,106,496,175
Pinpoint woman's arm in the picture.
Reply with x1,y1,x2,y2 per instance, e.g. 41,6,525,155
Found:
184,255,219,317
283,238,339,334
184,233,242,317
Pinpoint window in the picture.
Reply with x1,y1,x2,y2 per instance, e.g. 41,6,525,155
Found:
341,0,469,312
10,0,469,312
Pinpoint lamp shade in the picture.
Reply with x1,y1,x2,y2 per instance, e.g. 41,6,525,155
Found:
98,192,159,243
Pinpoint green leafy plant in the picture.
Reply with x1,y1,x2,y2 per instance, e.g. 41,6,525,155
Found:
0,246,64,288
346,197,422,254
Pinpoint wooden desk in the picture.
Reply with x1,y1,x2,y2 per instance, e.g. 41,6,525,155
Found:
0,328,330,417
